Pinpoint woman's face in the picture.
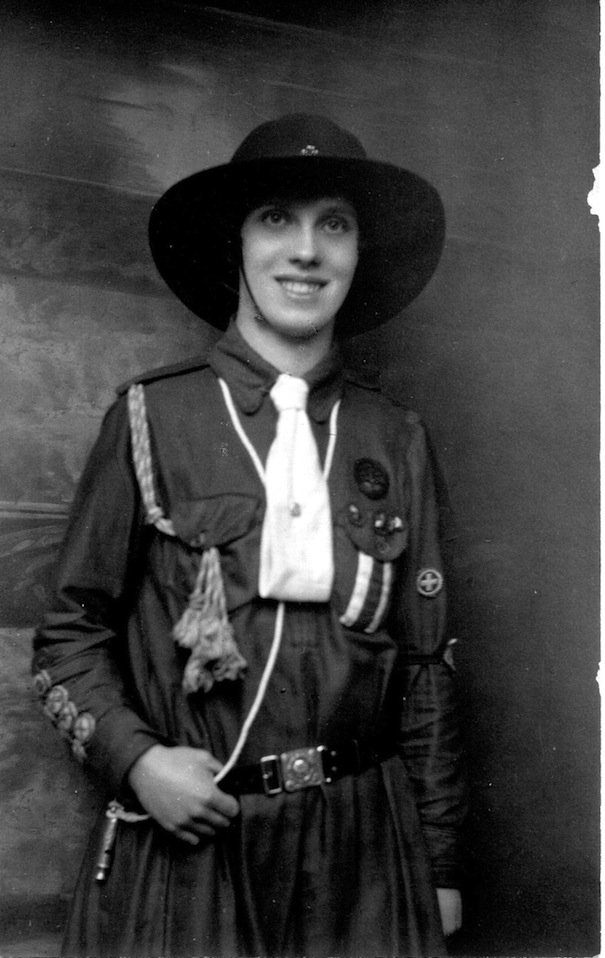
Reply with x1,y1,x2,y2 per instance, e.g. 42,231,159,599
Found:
237,195,359,344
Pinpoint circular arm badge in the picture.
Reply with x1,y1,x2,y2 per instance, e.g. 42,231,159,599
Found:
416,568,443,597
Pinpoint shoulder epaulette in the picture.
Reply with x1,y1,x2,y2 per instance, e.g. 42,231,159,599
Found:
373,378,420,418
116,355,211,395
342,367,418,415
347,373,424,428
342,364,381,392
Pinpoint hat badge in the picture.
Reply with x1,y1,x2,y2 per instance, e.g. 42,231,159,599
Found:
300,144,319,156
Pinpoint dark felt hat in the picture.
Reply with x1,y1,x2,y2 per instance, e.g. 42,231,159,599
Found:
149,113,445,337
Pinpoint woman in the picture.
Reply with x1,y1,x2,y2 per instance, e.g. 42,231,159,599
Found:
33,113,466,957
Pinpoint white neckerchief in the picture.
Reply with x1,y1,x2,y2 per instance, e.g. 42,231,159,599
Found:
218,375,339,600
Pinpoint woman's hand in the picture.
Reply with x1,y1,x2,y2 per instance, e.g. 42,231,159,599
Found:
128,744,240,845
436,887,462,936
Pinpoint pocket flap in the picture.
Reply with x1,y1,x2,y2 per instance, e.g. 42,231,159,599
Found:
335,500,408,562
170,494,263,549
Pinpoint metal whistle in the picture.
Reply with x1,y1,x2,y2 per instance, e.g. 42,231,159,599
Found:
94,805,120,884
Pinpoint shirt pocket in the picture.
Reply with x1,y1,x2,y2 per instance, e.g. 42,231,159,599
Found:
333,499,408,634
169,494,264,613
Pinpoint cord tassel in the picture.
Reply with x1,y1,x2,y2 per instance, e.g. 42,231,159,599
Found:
173,546,247,694
128,384,247,695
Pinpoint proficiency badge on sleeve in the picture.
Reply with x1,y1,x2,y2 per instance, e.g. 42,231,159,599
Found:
416,568,443,597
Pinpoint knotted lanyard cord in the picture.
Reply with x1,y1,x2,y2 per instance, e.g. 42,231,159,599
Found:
128,384,176,538
127,383,246,696
215,377,340,780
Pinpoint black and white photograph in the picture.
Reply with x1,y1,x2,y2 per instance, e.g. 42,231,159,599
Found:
0,2,599,956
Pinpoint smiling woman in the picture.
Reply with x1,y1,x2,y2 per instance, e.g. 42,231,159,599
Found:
149,113,445,338
33,113,466,958
237,196,359,370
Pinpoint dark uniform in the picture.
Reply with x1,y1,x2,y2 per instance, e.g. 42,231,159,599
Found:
33,323,466,958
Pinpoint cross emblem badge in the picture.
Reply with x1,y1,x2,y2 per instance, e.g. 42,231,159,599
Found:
416,568,443,597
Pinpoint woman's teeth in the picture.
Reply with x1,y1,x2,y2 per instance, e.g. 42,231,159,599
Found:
281,280,322,295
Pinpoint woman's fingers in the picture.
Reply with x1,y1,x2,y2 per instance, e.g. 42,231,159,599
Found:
173,806,236,844
212,789,240,819
128,744,240,838
174,827,202,846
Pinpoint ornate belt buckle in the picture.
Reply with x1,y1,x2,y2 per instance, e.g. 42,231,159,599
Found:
280,746,327,792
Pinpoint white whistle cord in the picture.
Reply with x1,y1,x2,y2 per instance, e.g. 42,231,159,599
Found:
213,377,339,785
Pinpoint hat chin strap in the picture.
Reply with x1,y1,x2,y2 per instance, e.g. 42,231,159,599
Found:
239,265,268,327
238,266,323,339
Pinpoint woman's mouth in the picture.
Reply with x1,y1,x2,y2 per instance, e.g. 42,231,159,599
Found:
278,279,325,297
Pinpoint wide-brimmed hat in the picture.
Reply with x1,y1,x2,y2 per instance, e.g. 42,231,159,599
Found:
149,113,445,338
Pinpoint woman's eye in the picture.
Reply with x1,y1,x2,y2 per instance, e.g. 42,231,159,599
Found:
261,209,288,226
323,216,351,233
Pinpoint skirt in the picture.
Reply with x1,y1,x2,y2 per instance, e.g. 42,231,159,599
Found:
62,756,446,958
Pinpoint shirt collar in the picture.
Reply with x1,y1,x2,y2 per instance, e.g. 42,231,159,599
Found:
208,322,343,422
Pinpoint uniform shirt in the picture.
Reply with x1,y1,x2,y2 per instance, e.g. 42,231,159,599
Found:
33,322,466,888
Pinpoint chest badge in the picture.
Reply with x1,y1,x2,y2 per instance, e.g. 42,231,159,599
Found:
354,458,390,500
416,568,443,597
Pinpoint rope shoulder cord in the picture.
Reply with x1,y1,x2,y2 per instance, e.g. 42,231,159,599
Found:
128,382,247,699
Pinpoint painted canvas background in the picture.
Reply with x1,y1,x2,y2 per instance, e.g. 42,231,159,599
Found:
0,1,598,955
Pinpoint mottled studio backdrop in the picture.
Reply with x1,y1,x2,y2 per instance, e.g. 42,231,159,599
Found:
0,1,598,956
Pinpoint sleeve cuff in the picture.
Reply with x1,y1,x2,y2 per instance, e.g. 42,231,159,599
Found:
86,706,172,794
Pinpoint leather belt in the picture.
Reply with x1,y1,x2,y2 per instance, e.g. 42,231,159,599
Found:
220,739,397,797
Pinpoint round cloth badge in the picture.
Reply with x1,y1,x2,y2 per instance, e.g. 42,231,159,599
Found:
416,568,443,597
354,458,390,500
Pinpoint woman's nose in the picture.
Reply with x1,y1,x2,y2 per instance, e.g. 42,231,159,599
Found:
289,222,320,266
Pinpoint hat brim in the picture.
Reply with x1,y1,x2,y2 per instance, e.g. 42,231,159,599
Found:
148,156,445,337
